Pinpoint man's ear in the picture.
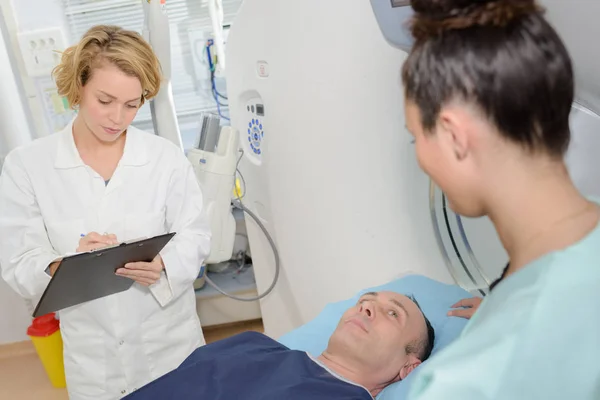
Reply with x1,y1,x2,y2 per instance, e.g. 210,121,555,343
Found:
438,107,470,161
399,355,422,380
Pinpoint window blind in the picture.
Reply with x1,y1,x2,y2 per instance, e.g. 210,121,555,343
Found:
60,0,242,135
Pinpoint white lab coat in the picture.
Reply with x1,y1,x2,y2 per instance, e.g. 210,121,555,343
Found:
0,120,211,399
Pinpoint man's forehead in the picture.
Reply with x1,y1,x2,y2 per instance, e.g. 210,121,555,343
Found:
360,291,408,300
359,291,414,310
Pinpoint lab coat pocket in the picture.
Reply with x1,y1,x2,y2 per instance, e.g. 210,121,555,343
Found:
124,209,167,241
46,218,85,255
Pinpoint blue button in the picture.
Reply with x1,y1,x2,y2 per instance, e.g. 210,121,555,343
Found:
254,134,258,139
248,137,251,142
252,119,256,124
261,132,264,137
248,122,251,128
248,128,251,134
257,149,261,155
260,124,262,129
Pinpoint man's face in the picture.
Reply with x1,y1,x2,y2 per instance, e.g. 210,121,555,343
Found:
327,291,428,382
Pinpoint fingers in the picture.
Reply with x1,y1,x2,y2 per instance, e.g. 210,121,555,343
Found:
85,232,112,244
448,297,483,319
116,262,161,286
450,297,482,309
447,308,476,319
123,261,163,273
88,242,112,251
116,270,160,286
76,232,119,252
82,232,118,245
76,241,115,253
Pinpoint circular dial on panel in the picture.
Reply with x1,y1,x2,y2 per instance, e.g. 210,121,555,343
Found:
247,118,264,155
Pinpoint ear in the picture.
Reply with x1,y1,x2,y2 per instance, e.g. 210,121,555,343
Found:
399,354,423,380
437,107,470,161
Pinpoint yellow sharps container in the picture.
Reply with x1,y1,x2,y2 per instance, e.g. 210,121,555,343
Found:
27,312,66,388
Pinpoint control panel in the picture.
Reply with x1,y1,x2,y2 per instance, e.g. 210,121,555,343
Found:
243,98,265,162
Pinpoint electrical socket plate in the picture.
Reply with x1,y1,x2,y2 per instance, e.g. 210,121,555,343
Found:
17,27,67,77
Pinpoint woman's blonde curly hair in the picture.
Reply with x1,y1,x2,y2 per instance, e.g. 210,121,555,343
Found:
52,25,162,108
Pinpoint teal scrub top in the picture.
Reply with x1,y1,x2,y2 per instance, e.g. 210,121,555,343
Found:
408,214,600,400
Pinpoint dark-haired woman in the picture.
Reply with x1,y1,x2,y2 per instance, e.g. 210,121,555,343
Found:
402,1,600,398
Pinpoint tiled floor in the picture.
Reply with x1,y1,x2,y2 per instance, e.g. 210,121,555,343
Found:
0,319,263,399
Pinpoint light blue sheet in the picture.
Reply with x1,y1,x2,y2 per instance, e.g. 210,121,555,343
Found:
278,274,472,399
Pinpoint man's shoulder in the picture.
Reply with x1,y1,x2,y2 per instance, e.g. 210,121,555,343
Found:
181,331,289,366
216,331,288,350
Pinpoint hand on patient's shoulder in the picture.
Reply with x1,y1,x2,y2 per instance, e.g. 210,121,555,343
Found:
77,232,118,253
448,297,483,319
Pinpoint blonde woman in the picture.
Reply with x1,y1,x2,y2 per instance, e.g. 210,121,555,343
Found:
0,25,210,399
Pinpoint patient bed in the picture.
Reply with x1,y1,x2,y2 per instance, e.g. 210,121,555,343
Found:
127,274,471,399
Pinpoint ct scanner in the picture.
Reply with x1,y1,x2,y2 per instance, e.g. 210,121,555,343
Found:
225,0,600,338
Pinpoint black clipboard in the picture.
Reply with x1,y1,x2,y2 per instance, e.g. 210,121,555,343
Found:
33,232,176,317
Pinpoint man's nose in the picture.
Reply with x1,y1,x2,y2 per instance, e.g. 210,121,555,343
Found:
360,303,376,319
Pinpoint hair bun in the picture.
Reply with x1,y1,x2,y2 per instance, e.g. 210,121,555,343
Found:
409,0,542,41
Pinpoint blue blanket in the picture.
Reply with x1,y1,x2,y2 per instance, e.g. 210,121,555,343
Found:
125,331,372,399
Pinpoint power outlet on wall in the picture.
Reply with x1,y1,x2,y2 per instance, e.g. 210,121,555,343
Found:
17,27,67,77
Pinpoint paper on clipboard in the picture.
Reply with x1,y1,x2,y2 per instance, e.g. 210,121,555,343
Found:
58,237,150,259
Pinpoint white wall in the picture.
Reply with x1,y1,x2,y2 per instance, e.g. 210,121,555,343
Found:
0,279,32,344
0,0,42,345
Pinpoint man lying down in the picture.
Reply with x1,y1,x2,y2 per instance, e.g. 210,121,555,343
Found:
125,291,435,399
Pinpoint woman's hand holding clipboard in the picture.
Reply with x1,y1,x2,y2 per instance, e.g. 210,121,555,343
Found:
116,255,165,287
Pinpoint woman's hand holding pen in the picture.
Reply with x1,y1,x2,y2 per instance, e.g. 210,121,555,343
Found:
77,232,118,253
48,232,118,277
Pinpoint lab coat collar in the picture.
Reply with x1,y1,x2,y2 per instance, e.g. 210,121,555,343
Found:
54,117,149,169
